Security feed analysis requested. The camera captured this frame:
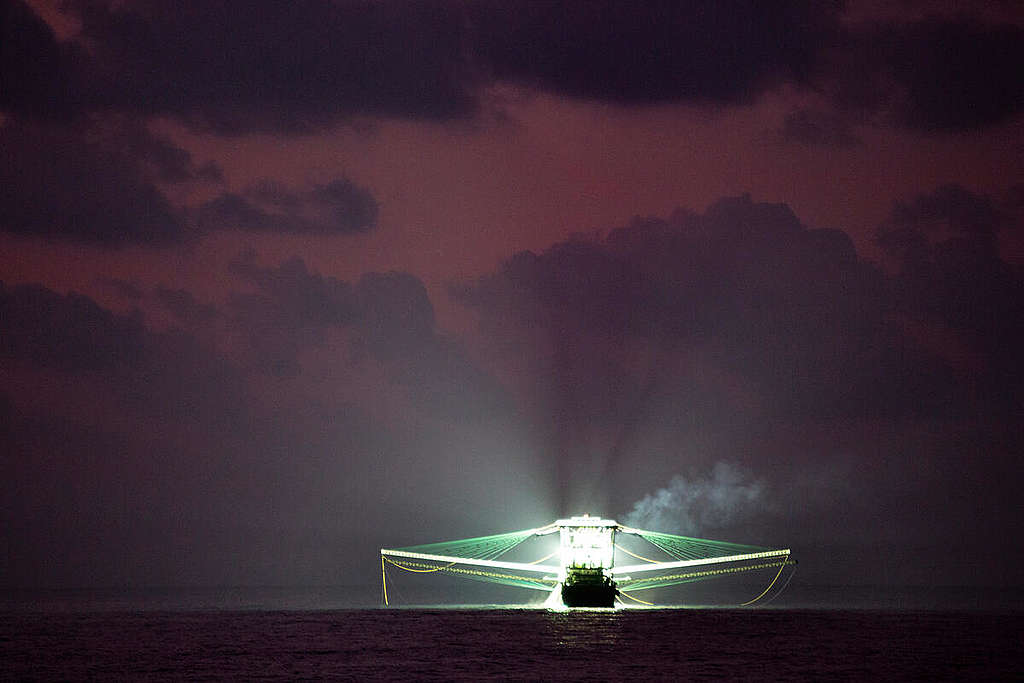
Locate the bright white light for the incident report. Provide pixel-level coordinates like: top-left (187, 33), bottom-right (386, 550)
top-left (557, 515), bottom-right (617, 580)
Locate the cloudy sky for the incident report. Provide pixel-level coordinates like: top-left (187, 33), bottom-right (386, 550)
top-left (2, 0), bottom-right (1023, 592)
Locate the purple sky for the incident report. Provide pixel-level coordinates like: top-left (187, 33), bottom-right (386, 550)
top-left (2, 0), bottom-right (1023, 591)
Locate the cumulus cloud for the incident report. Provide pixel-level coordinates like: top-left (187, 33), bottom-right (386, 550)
top-left (457, 191), bottom-right (1024, 564)
top-left (459, 194), bottom-right (948, 425)
top-left (3, 187), bottom-right (1023, 588)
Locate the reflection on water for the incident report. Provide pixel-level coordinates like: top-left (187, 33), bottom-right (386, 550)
top-left (545, 609), bottom-right (624, 648)
top-left (1, 605), bottom-right (1021, 680)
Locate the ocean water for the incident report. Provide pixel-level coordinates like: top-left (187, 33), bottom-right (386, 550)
top-left (2, 592), bottom-right (1022, 681)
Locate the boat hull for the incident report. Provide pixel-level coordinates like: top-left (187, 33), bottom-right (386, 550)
top-left (561, 567), bottom-right (618, 607)
top-left (561, 582), bottom-right (618, 607)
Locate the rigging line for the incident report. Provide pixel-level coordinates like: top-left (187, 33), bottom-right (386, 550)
top-left (617, 559), bottom-right (790, 590)
top-left (740, 552), bottom-right (790, 606)
top-left (758, 563), bottom-right (797, 607)
top-left (384, 556), bottom-right (457, 573)
top-left (381, 555), bottom-right (389, 606)
top-left (527, 551), bottom-right (557, 565)
top-left (618, 590), bottom-right (654, 606)
top-left (384, 558), bottom-right (557, 588)
top-left (643, 537), bottom-right (686, 561)
top-left (614, 542), bottom-right (664, 564)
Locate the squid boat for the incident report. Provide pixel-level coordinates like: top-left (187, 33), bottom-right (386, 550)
top-left (380, 514), bottom-right (794, 607)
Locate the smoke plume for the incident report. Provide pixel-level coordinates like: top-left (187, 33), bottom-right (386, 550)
top-left (623, 462), bottom-right (765, 536)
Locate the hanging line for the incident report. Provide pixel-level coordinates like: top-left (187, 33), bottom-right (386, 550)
top-left (740, 552), bottom-right (790, 606)
top-left (614, 542), bottom-right (664, 563)
top-left (617, 590), bottom-right (654, 606)
top-left (527, 551), bottom-right (557, 565)
top-left (383, 556), bottom-right (457, 573)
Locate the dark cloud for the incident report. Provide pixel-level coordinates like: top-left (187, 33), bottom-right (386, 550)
top-left (886, 17), bottom-right (1024, 132)
top-left (878, 185), bottom-right (1024, 410)
top-left (2, 190), bottom-right (1023, 588)
top-left (226, 255), bottom-right (356, 375)
top-left (225, 255), bottom-right (507, 419)
top-left (778, 108), bottom-right (861, 147)
top-left (460, 195), bottom-right (932, 423)
top-left (353, 271), bottom-right (436, 357)
top-left (0, 280), bottom-right (245, 421)
top-left (13, 0), bottom-right (838, 126)
top-left (826, 16), bottom-right (1024, 132)
top-left (0, 266), bottom-right (534, 588)
top-left (473, 0), bottom-right (839, 106)
top-left (225, 256), bottom-right (439, 367)
top-left (95, 277), bottom-right (144, 301)
top-left (62, 0), bottom-right (479, 133)
top-left (0, 117), bottom-right (376, 244)
top-left (0, 119), bottom-right (191, 245)
top-left (0, 0), bottom-right (86, 121)
top-left (456, 192), bottom-right (1024, 549)
top-left (0, 281), bottom-right (148, 372)
top-left (195, 179), bottom-right (378, 235)
top-left (891, 183), bottom-right (1004, 240)
top-left (7, 1), bottom-right (1022, 137)
top-left (153, 286), bottom-right (219, 326)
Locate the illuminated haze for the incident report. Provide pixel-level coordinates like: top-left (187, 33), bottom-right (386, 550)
top-left (2, 0), bottom-right (1023, 593)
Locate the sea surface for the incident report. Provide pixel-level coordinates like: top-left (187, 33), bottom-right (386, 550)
top-left (2, 588), bottom-right (1022, 680)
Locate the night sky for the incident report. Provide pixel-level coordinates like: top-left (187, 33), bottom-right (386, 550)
top-left (2, 0), bottom-right (1023, 592)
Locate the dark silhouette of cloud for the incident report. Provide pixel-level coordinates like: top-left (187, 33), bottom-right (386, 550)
top-left (0, 263), bottom-right (529, 588)
top-left (2, 189), bottom-right (1023, 589)
top-left (885, 17), bottom-right (1024, 132)
top-left (0, 281), bottom-right (148, 372)
top-left (8, 1), bottom-right (1021, 137)
top-left (890, 183), bottom-right (1005, 240)
top-left (59, 0), bottom-right (480, 133)
top-left (225, 255), bottom-right (441, 368)
top-left (473, 0), bottom-right (838, 106)
top-left (459, 195), bottom-right (951, 424)
top-left (878, 185), bottom-right (1024, 411)
top-left (779, 108), bottom-right (862, 147)
top-left (0, 0), bottom-right (87, 122)
top-left (824, 15), bottom-right (1024, 132)
top-left (95, 277), bottom-right (145, 301)
top-left (0, 119), bottom-right (192, 245)
top-left (154, 286), bottom-right (219, 326)
top-left (226, 255), bottom-right (357, 375)
top-left (456, 192), bottom-right (1024, 566)
top-left (195, 179), bottom-right (378, 235)
top-left (0, 117), bottom-right (377, 244)
top-left (224, 255), bottom-right (509, 418)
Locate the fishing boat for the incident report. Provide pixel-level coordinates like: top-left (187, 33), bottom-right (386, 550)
top-left (380, 514), bottom-right (794, 607)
